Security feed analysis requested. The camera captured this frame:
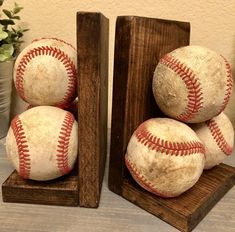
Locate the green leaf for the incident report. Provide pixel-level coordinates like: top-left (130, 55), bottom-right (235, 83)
top-left (0, 0), bottom-right (4, 7)
top-left (0, 53), bottom-right (12, 62)
top-left (9, 31), bottom-right (17, 38)
top-left (13, 3), bottom-right (24, 14)
top-left (0, 44), bottom-right (14, 54)
top-left (11, 16), bottom-right (21, 20)
top-left (0, 30), bottom-right (8, 41)
top-left (0, 19), bottom-right (15, 26)
top-left (3, 9), bottom-right (12, 18)
top-left (0, 54), bottom-right (9, 62)
top-left (18, 32), bottom-right (23, 38)
top-left (0, 1), bottom-right (28, 58)
top-left (0, 44), bottom-right (14, 61)
top-left (11, 27), bottom-right (16, 33)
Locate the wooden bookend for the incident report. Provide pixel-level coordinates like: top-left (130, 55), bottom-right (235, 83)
top-left (2, 169), bottom-right (78, 206)
top-left (2, 12), bottom-right (109, 208)
top-left (108, 15), bottom-right (235, 232)
top-left (77, 12), bottom-right (109, 208)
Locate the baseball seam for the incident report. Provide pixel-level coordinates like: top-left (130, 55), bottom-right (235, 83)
top-left (15, 46), bottom-right (77, 107)
top-left (56, 112), bottom-right (74, 174)
top-left (219, 55), bottom-right (233, 113)
top-left (136, 123), bottom-right (205, 156)
top-left (32, 37), bottom-right (77, 51)
top-left (11, 116), bottom-right (30, 179)
top-left (206, 119), bottom-right (233, 156)
top-left (125, 157), bottom-right (172, 197)
top-left (160, 54), bottom-right (203, 122)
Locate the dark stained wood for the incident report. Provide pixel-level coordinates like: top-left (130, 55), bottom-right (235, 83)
top-left (2, 169), bottom-right (78, 206)
top-left (108, 15), bottom-right (235, 231)
top-left (77, 12), bottom-right (109, 208)
top-left (108, 16), bottom-right (190, 195)
top-left (2, 12), bottom-right (109, 208)
top-left (122, 164), bottom-right (235, 232)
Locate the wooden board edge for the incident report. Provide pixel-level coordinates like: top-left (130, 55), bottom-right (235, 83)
top-left (119, 164), bottom-right (235, 232)
top-left (108, 16), bottom-right (134, 195)
top-left (117, 15), bottom-right (190, 30)
top-left (77, 11), bottom-right (109, 208)
top-left (2, 187), bottom-right (79, 206)
top-left (98, 12), bottom-right (109, 197)
top-left (188, 165), bottom-right (235, 231)
top-left (122, 180), bottom-right (189, 232)
top-left (2, 171), bottom-right (79, 206)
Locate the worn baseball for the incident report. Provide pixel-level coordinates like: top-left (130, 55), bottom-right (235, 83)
top-left (6, 106), bottom-right (78, 181)
top-left (191, 112), bottom-right (234, 169)
top-left (26, 98), bottom-right (78, 120)
top-left (125, 118), bottom-right (205, 198)
top-left (14, 37), bottom-right (77, 107)
top-left (152, 45), bottom-right (233, 123)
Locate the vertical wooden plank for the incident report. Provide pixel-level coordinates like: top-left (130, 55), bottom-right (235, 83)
top-left (108, 17), bottom-right (132, 195)
top-left (77, 12), bottom-right (109, 208)
top-left (108, 16), bottom-right (190, 195)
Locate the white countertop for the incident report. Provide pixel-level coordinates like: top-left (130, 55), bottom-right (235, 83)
top-left (0, 137), bottom-right (235, 232)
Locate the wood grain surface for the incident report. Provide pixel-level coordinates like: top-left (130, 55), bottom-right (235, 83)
top-left (1, 12), bottom-right (109, 208)
top-left (2, 169), bottom-right (78, 206)
top-left (122, 164), bottom-right (235, 232)
top-left (109, 16), bottom-right (190, 195)
top-left (0, 137), bottom-right (235, 232)
top-left (77, 12), bottom-right (109, 208)
top-left (108, 15), bottom-right (235, 232)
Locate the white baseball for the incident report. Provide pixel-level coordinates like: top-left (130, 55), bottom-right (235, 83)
top-left (6, 106), bottom-right (78, 181)
top-left (152, 45), bottom-right (233, 123)
top-left (125, 118), bottom-right (205, 198)
top-left (14, 38), bottom-right (77, 107)
top-left (26, 98), bottom-right (78, 120)
top-left (191, 112), bottom-right (234, 169)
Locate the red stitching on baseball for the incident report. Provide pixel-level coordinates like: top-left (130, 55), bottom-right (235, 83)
top-left (160, 54), bottom-right (203, 122)
top-left (125, 157), bottom-right (171, 197)
top-left (206, 119), bottom-right (233, 156)
top-left (11, 116), bottom-right (30, 179)
top-left (15, 46), bottom-right (77, 106)
top-left (32, 37), bottom-right (77, 51)
top-left (136, 122), bottom-right (205, 156)
top-left (56, 112), bottom-right (74, 174)
top-left (219, 56), bottom-right (233, 113)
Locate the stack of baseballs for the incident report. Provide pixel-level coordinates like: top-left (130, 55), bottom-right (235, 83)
top-left (125, 45), bottom-right (234, 197)
top-left (6, 38), bottom-right (78, 181)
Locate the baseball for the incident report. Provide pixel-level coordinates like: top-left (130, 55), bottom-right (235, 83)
top-left (152, 45), bottom-right (233, 123)
top-left (125, 118), bottom-right (205, 198)
top-left (6, 106), bottom-right (78, 181)
top-left (14, 37), bottom-right (77, 107)
top-left (191, 112), bottom-right (234, 169)
top-left (26, 98), bottom-right (78, 120)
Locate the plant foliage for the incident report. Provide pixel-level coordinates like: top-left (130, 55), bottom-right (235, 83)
top-left (0, 0), bottom-right (28, 61)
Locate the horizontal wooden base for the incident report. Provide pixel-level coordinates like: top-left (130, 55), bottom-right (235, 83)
top-left (121, 163), bottom-right (235, 232)
top-left (2, 168), bottom-right (79, 206)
